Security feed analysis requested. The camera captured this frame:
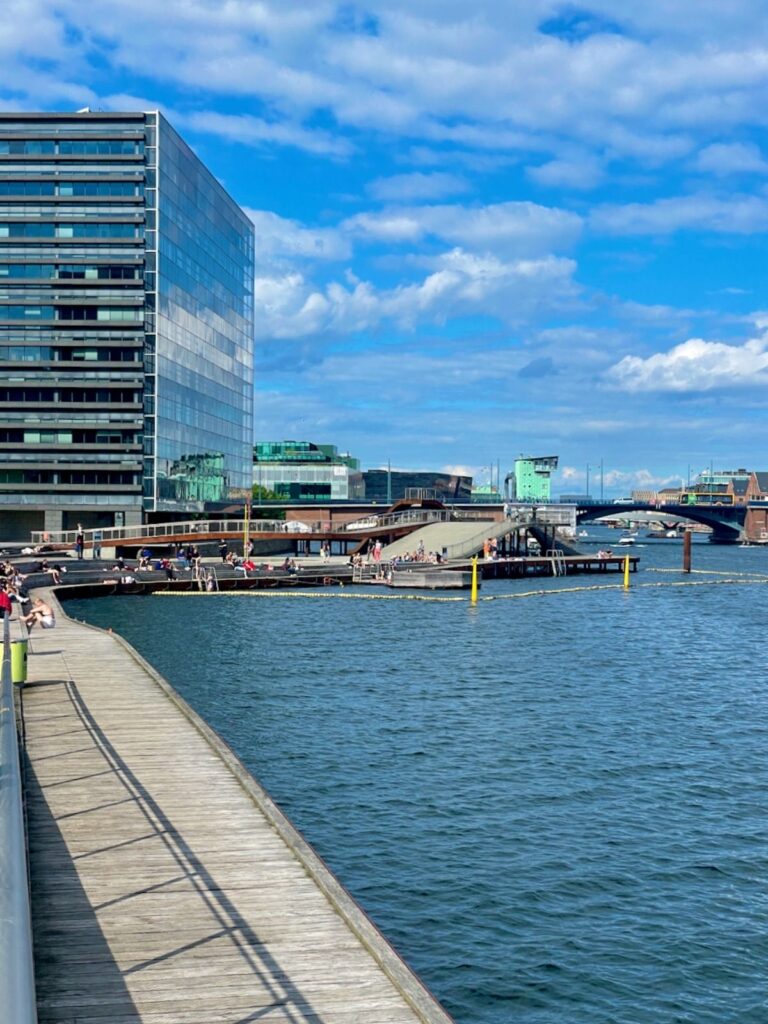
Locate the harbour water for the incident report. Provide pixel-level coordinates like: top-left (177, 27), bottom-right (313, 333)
top-left (68, 534), bottom-right (768, 1023)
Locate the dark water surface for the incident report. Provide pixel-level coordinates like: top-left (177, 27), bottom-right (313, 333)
top-left (68, 537), bottom-right (768, 1023)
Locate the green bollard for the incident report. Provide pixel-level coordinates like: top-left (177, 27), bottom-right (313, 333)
top-left (11, 638), bottom-right (28, 684)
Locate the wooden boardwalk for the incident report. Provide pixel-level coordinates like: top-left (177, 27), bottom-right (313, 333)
top-left (21, 596), bottom-right (453, 1024)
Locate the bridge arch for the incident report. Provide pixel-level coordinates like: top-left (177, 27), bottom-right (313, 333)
top-left (575, 503), bottom-right (744, 543)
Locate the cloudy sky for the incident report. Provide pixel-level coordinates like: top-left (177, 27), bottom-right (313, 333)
top-left (3, 1), bottom-right (768, 495)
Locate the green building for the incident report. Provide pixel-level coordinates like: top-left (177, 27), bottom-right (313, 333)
top-left (253, 441), bottom-right (363, 501)
top-left (510, 455), bottom-right (559, 502)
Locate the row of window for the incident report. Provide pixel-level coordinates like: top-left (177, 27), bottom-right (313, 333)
top-left (0, 346), bottom-right (140, 361)
top-left (0, 470), bottom-right (139, 484)
top-left (0, 388), bottom-right (140, 402)
top-left (0, 306), bottom-right (142, 321)
top-left (0, 140), bottom-right (143, 156)
top-left (0, 264), bottom-right (140, 280)
top-left (0, 223), bottom-right (142, 238)
top-left (0, 181), bottom-right (143, 197)
top-left (0, 205), bottom-right (141, 218)
top-left (0, 429), bottom-right (138, 443)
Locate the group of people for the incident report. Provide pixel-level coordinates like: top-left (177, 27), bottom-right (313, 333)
top-left (0, 572), bottom-right (55, 631)
top-left (391, 550), bottom-right (443, 566)
top-left (482, 536), bottom-right (499, 560)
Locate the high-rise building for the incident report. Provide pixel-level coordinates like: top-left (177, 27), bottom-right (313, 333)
top-left (0, 111), bottom-right (254, 539)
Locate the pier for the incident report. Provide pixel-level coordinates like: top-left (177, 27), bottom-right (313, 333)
top-left (16, 591), bottom-right (454, 1024)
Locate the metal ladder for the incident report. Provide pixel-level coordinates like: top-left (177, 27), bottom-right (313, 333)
top-left (352, 562), bottom-right (377, 583)
top-left (546, 549), bottom-right (567, 576)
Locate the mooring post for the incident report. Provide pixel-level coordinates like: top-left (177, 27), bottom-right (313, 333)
top-left (470, 556), bottom-right (478, 605)
top-left (683, 529), bottom-right (692, 573)
top-left (623, 554), bottom-right (630, 590)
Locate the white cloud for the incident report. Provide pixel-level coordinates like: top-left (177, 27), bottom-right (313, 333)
top-left (181, 111), bottom-right (353, 158)
top-left (255, 247), bottom-right (578, 338)
top-left (246, 209), bottom-right (351, 262)
top-left (527, 153), bottom-right (605, 190)
top-left (367, 172), bottom-right (470, 201)
top-left (591, 192), bottom-right (768, 234)
top-left (347, 200), bottom-right (582, 255)
top-left (605, 333), bottom-right (768, 392)
top-left (692, 141), bottom-right (768, 176)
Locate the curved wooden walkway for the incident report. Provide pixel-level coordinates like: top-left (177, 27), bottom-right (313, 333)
top-left (21, 595), bottom-right (453, 1024)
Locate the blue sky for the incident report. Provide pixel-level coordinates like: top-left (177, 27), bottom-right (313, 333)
top-left (3, 1), bottom-right (768, 495)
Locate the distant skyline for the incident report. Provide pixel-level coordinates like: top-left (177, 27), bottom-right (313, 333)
top-left (4, 1), bottom-right (768, 495)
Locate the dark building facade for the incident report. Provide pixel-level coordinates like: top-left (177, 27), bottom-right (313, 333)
top-left (362, 470), bottom-right (472, 504)
top-left (0, 111), bottom-right (254, 539)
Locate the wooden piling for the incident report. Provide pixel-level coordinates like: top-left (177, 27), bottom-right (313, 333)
top-left (683, 529), bottom-right (692, 573)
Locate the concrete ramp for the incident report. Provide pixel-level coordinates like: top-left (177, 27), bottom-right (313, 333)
top-left (381, 518), bottom-right (519, 560)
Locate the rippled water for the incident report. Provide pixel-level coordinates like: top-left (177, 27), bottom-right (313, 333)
top-left (68, 537), bottom-right (768, 1023)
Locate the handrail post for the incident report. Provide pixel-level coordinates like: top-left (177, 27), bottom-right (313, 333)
top-left (0, 611), bottom-right (38, 1023)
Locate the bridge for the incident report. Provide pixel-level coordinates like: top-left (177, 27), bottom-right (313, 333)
top-left (574, 501), bottom-right (746, 543)
top-left (30, 503), bottom-right (498, 556)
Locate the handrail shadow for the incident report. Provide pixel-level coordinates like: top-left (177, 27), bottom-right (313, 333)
top-left (26, 675), bottom-right (330, 1023)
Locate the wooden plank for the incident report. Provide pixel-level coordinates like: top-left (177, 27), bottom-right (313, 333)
top-left (22, 603), bottom-right (454, 1024)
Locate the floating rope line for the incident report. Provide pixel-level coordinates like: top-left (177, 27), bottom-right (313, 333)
top-left (647, 567), bottom-right (768, 579)
top-left (151, 576), bottom-right (768, 603)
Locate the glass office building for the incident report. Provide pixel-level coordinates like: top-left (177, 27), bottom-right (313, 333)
top-left (0, 111), bottom-right (254, 539)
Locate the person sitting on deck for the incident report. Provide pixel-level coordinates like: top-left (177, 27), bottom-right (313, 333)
top-left (22, 597), bottom-right (55, 631)
top-left (234, 559), bottom-right (257, 576)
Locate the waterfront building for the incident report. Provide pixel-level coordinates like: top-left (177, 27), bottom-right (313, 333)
top-left (657, 487), bottom-right (683, 506)
top-left (746, 471), bottom-right (768, 502)
top-left (680, 468), bottom-right (751, 507)
top-left (254, 440), bottom-right (364, 501)
top-left (631, 489), bottom-right (658, 504)
top-left (507, 455), bottom-right (558, 502)
top-left (745, 472), bottom-right (768, 542)
top-left (362, 470), bottom-right (471, 504)
top-left (470, 481), bottom-right (502, 503)
top-left (0, 110), bottom-right (254, 540)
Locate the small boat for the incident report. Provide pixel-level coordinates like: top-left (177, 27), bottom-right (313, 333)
top-left (617, 534), bottom-right (636, 545)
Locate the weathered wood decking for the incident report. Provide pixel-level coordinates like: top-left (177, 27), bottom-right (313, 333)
top-left (21, 595), bottom-right (453, 1024)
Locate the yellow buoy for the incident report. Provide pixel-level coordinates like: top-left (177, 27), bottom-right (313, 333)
top-left (623, 554), bottom-right (630, 590)
top-left (471, 556), bottom-right (478, 605)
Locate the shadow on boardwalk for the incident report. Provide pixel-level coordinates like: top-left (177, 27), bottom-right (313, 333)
top-left (25, 676), bottom-right (332, 1024)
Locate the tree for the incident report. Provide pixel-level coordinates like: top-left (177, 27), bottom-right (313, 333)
top-left (252, 483), bottom-right (279, 501)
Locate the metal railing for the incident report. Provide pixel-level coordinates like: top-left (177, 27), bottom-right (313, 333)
top-left (31, 509), bottom-right (460, 548)
top-left (345, 509), bottom-right (453, 532)
top-left (0, 612), bottom-right (38, 1024)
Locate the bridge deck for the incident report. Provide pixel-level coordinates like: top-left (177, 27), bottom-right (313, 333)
top-left (21, 595), bottom-right (451, 1024)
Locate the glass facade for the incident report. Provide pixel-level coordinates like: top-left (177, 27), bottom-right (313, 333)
top-left (0, 111), bottom-right (254, 534)
top-left (362, 471), bottom-right (472, 504)
top-left (253, 441), bottom-right (363, 500)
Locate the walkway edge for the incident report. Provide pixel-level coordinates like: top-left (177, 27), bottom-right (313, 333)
top-left (51, 589), bottom-right (455, 1024)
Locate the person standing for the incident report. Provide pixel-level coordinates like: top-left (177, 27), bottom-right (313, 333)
top-left (75, 524), bottom-right (84, 560)
top-left (218, 539), bottom-right (228, 562)
top-left (92, 529), bottom-right (102, 559)
top-left (0, 582), bottom-right (12, 619)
